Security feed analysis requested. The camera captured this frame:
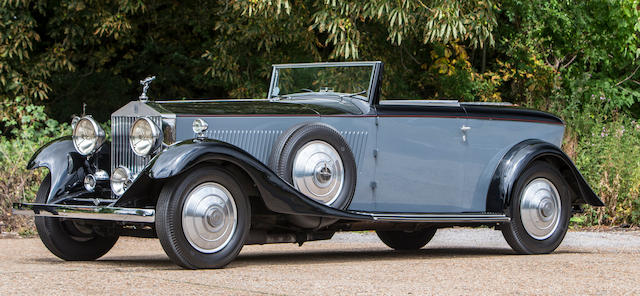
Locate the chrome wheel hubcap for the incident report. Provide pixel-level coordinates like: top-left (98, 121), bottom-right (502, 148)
top-left (292, 140), bottom-right (345, 205)
top-left (520, 178), bottom-right (562, 240)
top-left (182, 182), bottom-right (237, 253)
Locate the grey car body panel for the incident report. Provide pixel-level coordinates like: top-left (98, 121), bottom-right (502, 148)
top-left (375, 113), bottom-right (467, 212)
top-left (160, 97), bottom-right (594, 214)
top-left (461, 118), bottom-right (565, 212)
top-left (172, 114), bottom-right (378, 211)
top-left (372, 103), bottom-right (566, 213)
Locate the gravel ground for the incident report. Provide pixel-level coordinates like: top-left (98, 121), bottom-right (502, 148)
top-left (1, 228), bottom-right (639, 295)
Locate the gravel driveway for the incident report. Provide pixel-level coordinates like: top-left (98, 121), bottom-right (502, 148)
top-left (1, 228), bottom-right (639, 295)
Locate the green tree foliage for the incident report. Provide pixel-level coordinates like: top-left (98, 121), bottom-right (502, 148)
top-left (1, 0), bottom-right (501, 129)
top-left (1, 0), bottom-right (640, 228)
top-left (496, 0), bottom-right (640, 225)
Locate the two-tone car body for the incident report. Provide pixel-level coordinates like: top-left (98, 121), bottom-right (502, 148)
top-left (14, 61), bottom-right (603, 268)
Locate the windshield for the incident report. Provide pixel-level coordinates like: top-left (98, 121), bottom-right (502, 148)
top-left (269, 64), bottom-right (375, 100)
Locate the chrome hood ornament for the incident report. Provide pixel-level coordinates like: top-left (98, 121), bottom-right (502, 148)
top-left (139, 76), bottom-right (156, 101)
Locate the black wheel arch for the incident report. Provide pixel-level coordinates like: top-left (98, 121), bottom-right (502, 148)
top-left (115, 139), bottom-right (370, 221)
top-left (26, 136), bottom-right (110, 203)
top-left (486, 139), bottom-right (604, 213)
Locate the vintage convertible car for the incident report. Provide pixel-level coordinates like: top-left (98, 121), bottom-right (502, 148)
top-left (14, 61), bottom-right (603, 269)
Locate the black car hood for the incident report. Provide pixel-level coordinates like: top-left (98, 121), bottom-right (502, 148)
top-left (149, 98), bottom-right (364, 116)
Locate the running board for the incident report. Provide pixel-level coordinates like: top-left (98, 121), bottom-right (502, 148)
top-left (13, 203), bottom-right (509, 224)
top-left (361, 212), bottom-right (510, 223)
top-left (13, 203), bottom-right (155, 223)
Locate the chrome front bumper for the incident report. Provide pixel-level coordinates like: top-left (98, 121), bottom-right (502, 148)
top-left (12, 203), bottom-right (155, 223)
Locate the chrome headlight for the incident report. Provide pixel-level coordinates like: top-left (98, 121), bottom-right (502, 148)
top-left (110, 166), bottom-right (131, 196)
top-left (129, 117), bottom-right (162, 156)
top-left (72, 116), bottom-right (105, 156)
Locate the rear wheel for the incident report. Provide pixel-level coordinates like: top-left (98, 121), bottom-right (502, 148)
top-left (501, 162), bottom-right (571, 254)
top-left (376, 227), bottom-right (438, 250)
top-left (35, 174), bottom-right (119, 261)
top-left (156, 167), bottom-right (251, 269)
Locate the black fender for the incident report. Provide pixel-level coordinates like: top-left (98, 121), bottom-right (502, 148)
top-left (115, 139), bottom-right (370, 221)
top-left (26, 136), bottom-right (85, 203)
top-left (486, 139), bottom-right (605, 212)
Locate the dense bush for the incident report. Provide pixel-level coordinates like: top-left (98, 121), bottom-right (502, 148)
top-left (553, 94), bottom-right (640, 226)
top-left (1, 0), bottom-right (639, 230)
top-left (574, 116), bottom-right (640, 225)
top-left (0, 105), bottom-right (68, 233)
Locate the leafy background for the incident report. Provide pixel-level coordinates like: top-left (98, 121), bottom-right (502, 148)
top-left (1, 0), bottom-right (640, 233)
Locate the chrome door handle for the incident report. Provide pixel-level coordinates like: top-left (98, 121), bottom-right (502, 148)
top-left (461, 125), bottom-right (471, 142)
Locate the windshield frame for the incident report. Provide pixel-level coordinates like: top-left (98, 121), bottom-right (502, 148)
top-left (268, 61), bottom-right (383, 104)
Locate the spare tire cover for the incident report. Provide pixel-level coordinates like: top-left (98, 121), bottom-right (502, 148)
top-left (269, 122), bottom-right (356, 209)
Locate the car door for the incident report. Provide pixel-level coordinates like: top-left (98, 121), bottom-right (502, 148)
top-left (374, 102), bottom-right (468, 213)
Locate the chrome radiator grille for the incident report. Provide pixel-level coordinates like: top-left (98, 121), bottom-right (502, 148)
top-left (111, 116), bottom-right (162, 177)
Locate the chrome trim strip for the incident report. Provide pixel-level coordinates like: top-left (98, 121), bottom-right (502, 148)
top-left (272, 61), bottom-right (381, 68)
top-left (268, 66), bottom-right (278, 99)
top-left (357, 212), bottom-right (510, 223)
top-left (379, 100), bottom-right (461, 107)
top-left (12, 203), bottom-right (155, 223)
top-left (379, 100), bottom-right (516, 107)
top-left (155, 99), bottom-right (274, 103)
top-left (460, 102), bottom-right (514, 106)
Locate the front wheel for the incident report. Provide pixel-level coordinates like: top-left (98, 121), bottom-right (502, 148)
top-left (156, 166), bottom-right (251, 269)
top-left (35, 174), bottom-right (119, 261)
top-left (501, 162), bottom-right (571, 254)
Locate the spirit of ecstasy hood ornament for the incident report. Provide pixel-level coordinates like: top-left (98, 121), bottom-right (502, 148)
top-left (139, 76), bottom-right (156, 101)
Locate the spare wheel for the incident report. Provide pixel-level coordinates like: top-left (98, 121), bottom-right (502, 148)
top-left (269, 122), bottom-right (357, 210)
